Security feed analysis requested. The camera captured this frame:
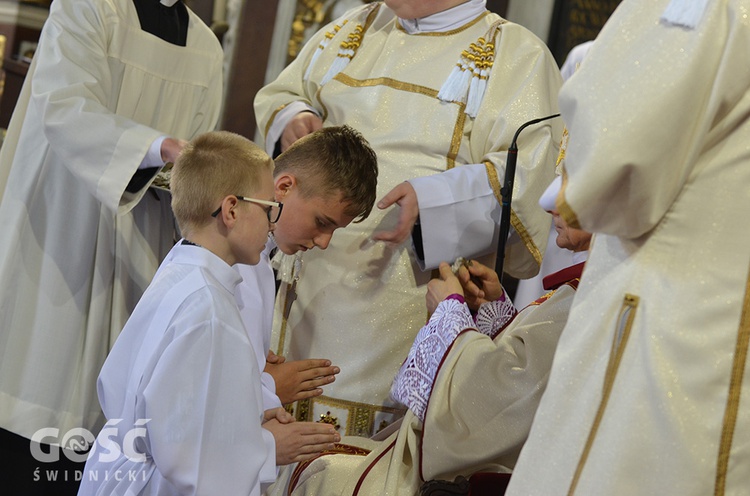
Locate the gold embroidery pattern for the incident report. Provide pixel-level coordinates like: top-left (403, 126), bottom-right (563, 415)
top-left (318, 411), bottom-right (341, 430)
top-left (568, 294), bottom-right (639, 496)
top-left (295, 398), bottom-right (312, 422)
top-left (290, 395), bottom-right (406, 437)
top-left (351, 407), bottom-right (374, 437)
top-left (714, 264), bottom-right (750, 495)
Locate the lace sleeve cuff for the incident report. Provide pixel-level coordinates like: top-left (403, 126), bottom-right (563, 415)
top-left (475, 292), bottom-right (517, 339)
top-left (390, 298), bottom-right (475, 422)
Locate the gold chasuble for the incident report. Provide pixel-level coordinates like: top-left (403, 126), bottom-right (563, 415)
top-left (255, 2), bottom-right (562, 436)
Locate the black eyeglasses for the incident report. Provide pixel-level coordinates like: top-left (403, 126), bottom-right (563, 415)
top-left (211, 196), bottom-right (283, 223)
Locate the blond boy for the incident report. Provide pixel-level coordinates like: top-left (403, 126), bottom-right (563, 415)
top-left (79, 132), bottom-right (339, 496)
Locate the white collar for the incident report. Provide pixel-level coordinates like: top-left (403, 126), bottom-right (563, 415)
top-left (160, 0), bottom-right (179, 7)
top-left (398, 0), bottom-right (486, 34)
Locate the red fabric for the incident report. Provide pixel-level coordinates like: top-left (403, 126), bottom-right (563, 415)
top-left (469, 472), bottom-right (511, 495)
top-left (542, 261), bottom-right (586, 291)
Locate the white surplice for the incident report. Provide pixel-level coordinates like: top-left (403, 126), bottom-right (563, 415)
top-left (0, 0), bottom-right (223, 443)
top-left (78, 243), bottom-right (276, 496)
top-left (235, 239), bottom-right (284, 410)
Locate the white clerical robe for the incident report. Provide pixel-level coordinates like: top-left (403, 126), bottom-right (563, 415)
top-left (255, 0), bottom-right (562, 436)
top-left (235, 240), bottom-right (284, 410)
top-left (0, 0), bottom-right (222, 443)
top-left (78, 244), bottom-right (275, 495)
top-left (265, 268), bottom-right (581, 496)
top-left (508, 1), bottom-right (750, 495)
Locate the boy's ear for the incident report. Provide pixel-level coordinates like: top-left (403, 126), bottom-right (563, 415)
top-left (218, 195), bottom-right (240, 226)
top-left (274, 173), bottom-right (296, 199)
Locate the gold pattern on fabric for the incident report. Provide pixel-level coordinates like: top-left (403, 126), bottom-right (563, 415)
top-left (557, 166), bottom-right (581, 229)
top-left (318, 74), bottom-right (448, 123)
top-left (295, 398), bottom-right (312, 421)
top-left (290, 394), bottom-right (406, 436)
top-left (317, 411), bottom-right (341, 430)
top-left (447, 108), bottom-right (466, 169)
top-left (484, 161), bottom-right (543, 266)
top-left (714, 264), bottom-right (750, 496)
top-left (332, 73), bottom-right (440, 98)
top-left (568, 294), bottom-right (639, 496)
top-left (394, 11), bottom-right (493, 36)
top-left (510, 211), bottom-right (542, 266)
top-left (351, 407), bottom-right (374, 437)
top-left (556, 127), bottom-right (569, 169)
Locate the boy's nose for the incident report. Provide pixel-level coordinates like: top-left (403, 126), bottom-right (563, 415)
top-left (313, 232), bottom-right (333, 249)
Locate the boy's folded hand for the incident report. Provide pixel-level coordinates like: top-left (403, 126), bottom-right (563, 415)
top-left (265, 358), bottom-right (340, 405)
top-left (263, 420), bottom-right (342, 465)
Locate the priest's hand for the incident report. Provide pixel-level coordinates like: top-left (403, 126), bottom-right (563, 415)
top-left (457, 260), bottom-right (504, 311)
top-left (281, 112), bottom-right (323, 152)
top-left (263, 420), bottom-right (341, 465)
top-left (160, 137), bottom-right (188, 164)
top-left (265, 358), bottom-right (340, 405)
top-left (426, 262), bottom-right (464, 314)
top-left (372, 182), bottom-right (419, 245)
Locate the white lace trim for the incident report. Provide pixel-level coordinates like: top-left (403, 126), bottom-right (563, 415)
top-left (476, 294), bottom-right (517, 338)
top-left (390, 299), bottom-right (474, 422)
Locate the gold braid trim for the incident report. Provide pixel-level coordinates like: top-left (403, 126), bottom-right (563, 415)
top-left (485, 161), bottom-right (543, 267)
top-left (557, 167), bottom-right (581, 229)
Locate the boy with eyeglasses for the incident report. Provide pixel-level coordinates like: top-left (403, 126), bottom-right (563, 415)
top-left (79, 131), bottom-right (342, 495)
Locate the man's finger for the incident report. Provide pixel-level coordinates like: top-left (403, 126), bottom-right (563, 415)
top-left (438, 262), bottom-right (454, 280)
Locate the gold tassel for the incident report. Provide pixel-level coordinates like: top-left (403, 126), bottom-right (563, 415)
top-left (304, 21), bottom-right (347, 81)
top-left (438, 35), bottom-right (496, 118)
top-left (321, 24), bottom-right (364, 85)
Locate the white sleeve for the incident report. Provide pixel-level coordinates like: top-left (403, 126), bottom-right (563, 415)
top-left (263, 102), bottom-right (321, 156)
top-left (139, 136), bottom-right (167, 169)
top-left (261, 372), bottom-right (283, 410)
top-left (33, 0), bottom-right (162, 211)
top-left (409, 163), bottom-right (500, 270)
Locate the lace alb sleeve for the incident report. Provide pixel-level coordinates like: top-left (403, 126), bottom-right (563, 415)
top-left (475, 292), bottom-right (517, 339)
top-left (390, 297), bottom-right (475, 422)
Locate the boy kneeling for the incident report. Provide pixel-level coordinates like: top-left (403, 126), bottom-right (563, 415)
top-left (79, 132), bottom-right (339, 496)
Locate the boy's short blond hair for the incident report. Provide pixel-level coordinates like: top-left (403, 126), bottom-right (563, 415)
top-left (171, 131), bottom-right (273, 235)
